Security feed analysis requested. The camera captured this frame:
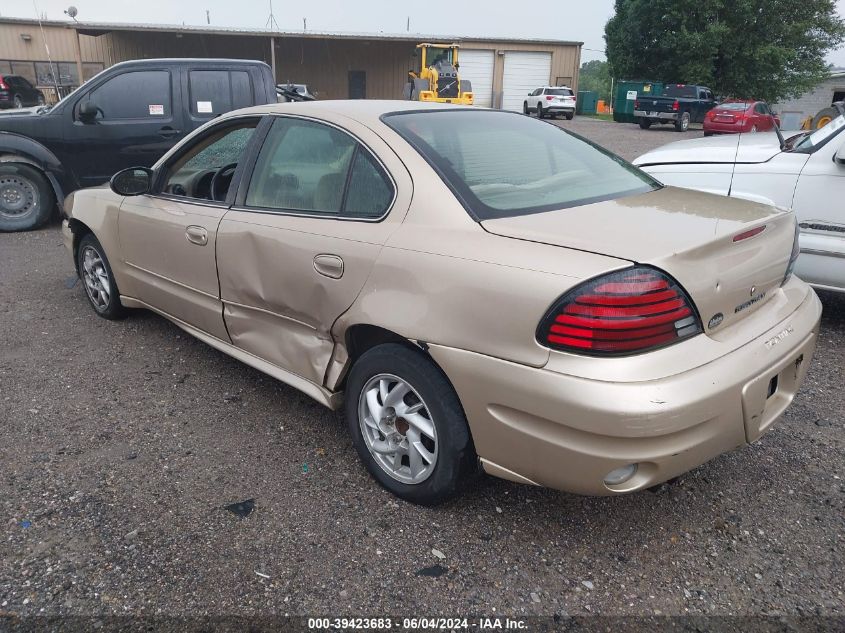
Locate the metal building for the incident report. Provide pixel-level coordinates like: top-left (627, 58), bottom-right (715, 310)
top-left (774, 69), bottom-right (845, 129)
top-left (0, 17), bottom-right (582, 109)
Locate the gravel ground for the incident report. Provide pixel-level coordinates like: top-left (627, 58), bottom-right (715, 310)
top-left (1, 119), bottom-right (843, 624)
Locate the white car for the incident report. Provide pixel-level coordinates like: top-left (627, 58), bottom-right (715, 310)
top-left (523, 86), bottom-right (576, 120)
top-left (634, 112), bottom-right (845, 293)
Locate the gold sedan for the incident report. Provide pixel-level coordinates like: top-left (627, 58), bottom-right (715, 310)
top-left (63, 101), bottom-right (821, 504)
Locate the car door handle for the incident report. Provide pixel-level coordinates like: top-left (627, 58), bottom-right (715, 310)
top-left (185, 225), bottom-right (208, 246)
top-left (313, 254), bottom-right (344, 279)
top-left (159, 126), bottom-right (181, 139)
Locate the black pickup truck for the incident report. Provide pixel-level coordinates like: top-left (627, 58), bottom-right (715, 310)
top-left (634, 84), bottom-right (717, 132)
top-left (0, 58), bottom-right (277, 231)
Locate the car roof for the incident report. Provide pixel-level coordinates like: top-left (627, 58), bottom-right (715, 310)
top-left (221, 100), bottom-right (479, 127)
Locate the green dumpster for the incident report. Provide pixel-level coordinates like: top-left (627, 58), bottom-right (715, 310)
top-left (576, 91), bottom-right (598, 115)
top-left (613, 80), bottom-right (663, 123)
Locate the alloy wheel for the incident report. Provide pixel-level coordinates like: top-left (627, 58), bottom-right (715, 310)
top-left (80, 245), bottom-right (112, 311)
top-left (358, 373), bottom-right (438, 484)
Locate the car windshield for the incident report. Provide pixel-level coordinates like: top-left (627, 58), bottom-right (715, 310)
top-left (793, 113), bottom-right (845, 151)
top-left (383, 110), bottom-right (659, 220)
top-left (663, 85), bottom-right (698, 98)
top-left (546, 88), bottom-right (573, 96)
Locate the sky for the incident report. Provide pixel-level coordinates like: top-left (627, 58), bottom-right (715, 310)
top-left (3, 0), bottom-right (845, 67)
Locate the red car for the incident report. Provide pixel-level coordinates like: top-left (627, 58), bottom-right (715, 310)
top-left (703, 100), bottom-right (781, 136)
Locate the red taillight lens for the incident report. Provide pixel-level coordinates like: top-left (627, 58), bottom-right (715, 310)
top-left (634, 100), bottom-right (640, 109)
top-left (0, 79), bottom-right (8, 90)
top-left (672, 100), bottom-right (680, 111)
top-left (537, 267), bottom-right (702, 356)
top-left (546, 95), bottom-right (554, 101)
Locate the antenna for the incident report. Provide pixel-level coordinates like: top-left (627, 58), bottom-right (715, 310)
top-left (32, 0), bottom-right (60, 98)
top-left (266, 0), bottom-right (280, 31)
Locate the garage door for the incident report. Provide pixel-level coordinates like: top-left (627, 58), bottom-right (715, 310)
top-left (458, 49), bottom-right (495, 108)
top-left (502, 51), bottom-right (552, 112)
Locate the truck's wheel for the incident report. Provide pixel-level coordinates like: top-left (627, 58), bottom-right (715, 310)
top-left (638, 118), bottom-right (652, 129)
top-left (812, 107), bottom-right (839, 129)
top-left (0, 164), bottom-right (56, 232)
top-left (675, 112), bottom-right (690, 132)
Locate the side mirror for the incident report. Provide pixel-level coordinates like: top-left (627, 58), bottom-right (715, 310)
top-left (835, 144), bottom-right (845, 165)
top-left (110, 167), bottom-right (154, 196)
top-left (78, 101), bottom-right (100, 122)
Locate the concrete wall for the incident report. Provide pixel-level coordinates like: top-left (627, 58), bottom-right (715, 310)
top-left (774, 74), bottom-right (845, 128)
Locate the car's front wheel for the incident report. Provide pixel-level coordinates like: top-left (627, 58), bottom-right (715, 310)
top-left (346, 343), bottom-right (474, 505)
top-left (77, 233), bottom-right (126, 320)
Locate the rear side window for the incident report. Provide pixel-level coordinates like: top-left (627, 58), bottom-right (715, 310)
top-left (245, 117), bottom-right (393, 219)
top-left (189, 70), bottom-right (254, 117)
top-left (85, 70), bottom-right (171, 120)
top-left (384, 110), bottom-right (657, 221)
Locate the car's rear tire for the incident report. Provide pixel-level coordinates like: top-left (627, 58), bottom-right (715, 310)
top-left (638, 118), bottom-right (652, 129)
top-left (13, 96), bottom-right (22, 109)
top-left (345, 343), bottom-right (475, 505)
top-left (566, 112), bottom-right (574, 120)
top-left (523, 102), bottom-right (529, 115)
top-left (77, 233), bottom-right (126, 320)
top-left (675, 111), bottom-right (690, 132)
top-left (704, 131), bottom-right (713, 136)
top-left (0, 164), bottom-right (55, 232)
top-left (537, 103), bottom-right (544, 119)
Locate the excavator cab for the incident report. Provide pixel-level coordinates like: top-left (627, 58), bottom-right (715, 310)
top-left (405, 43), bottom-right (474, 105)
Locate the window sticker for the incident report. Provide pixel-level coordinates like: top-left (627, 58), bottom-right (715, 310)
top-left (197, 101), bottom-right (213, 113)
top-left (148, 104), bottom-right (164, 115)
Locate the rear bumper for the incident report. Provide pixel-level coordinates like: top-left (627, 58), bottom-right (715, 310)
top-left (703, 121), bottom-right (752, 134)
top-left (429, 285), bottom-right (822, 495)
top-left (634, 109), bottom-right (677, 121)
top-left (545, 105), bottom-right (575, 113)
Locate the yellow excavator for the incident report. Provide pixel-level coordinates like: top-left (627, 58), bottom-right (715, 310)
top-left (404, 43), bottom-right (474, 105)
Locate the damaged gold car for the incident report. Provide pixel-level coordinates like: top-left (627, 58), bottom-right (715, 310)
top-left (63, 102), bottom-right (822, 504)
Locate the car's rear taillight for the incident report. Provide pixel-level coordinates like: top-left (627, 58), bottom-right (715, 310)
top-left (537, 267), bottom-right (702, 356)
top-left (634, 99), bottom-right (640, 109)
top-left (672, 100), bottom-right (680, 111)
top-left (782, 220), bottom-right (800, 286)
top-left (545, 95), bottom-right (554, 101)
top-left (0, 79), bottom-right (7, 90)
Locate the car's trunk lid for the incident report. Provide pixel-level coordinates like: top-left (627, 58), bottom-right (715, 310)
top-left (482, 187), bottom-right (796, 333)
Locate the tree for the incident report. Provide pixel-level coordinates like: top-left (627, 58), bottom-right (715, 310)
top-left (604, 0), bottom-right (845, 103)
top-left (579, 60), bottom-right (612, 102)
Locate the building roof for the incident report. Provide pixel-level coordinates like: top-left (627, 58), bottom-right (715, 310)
top-left (0, 16), bottom-right (583, 47)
